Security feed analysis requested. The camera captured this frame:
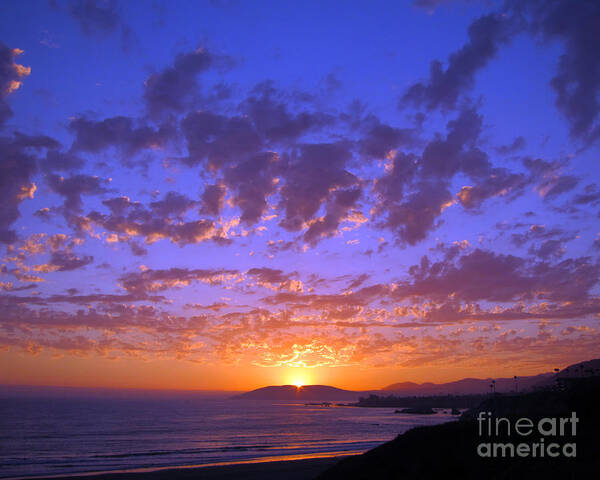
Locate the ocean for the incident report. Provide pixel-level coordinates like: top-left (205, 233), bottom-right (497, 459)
top-left (0, 390), bottom-right (454, 479)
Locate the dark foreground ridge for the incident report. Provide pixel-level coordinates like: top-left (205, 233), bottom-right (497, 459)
top-left (317, 373), bottom-right (600, 479)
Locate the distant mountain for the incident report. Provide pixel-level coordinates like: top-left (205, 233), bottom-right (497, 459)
top-left (381, 381), bottom-right (421, 390)
top-left (383, 359), bottom-right (600, 395)
top-left (233, 385), bottom-right (362, 401)
top-left (383, 373), bottom-right (554, 395)
top-left (234, 359), bottom-right (600, 401)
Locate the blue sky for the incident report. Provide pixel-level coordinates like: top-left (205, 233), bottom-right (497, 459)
top-left (0, 0), bottom-right (599, 389)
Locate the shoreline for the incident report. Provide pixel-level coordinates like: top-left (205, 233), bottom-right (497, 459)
top-left (4, 452), bottom-right (360, 480)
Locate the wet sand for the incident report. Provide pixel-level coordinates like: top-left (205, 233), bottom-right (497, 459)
top-left (19, 455), bottom-right (354, 480)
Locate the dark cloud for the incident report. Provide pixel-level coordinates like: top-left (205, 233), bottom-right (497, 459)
top-left (224, 152), bottom-right (278, 225)
top-left (102, 195), bottom-right (139, 215)
top-left (522, 157), bottom-right (579, 199)
top-left (48, 250), bottom-right (94, 271)
top-left (0, 133), bottom-right (59, 243)
top-left (263, 283), bottom-right (389, 309)
top-left (372, 116), bottom-right (460, 244)
top-left (358, 115), bottom-right (416, 160)
top-left (412, 0), bottom-right (450, 12)
top-left (18, 232), bottom-right (70, 256)
top-left (495, 135), bottom-right (526, 155)
top-left (168, 219), bottom-right (220, 246)
top-left (68, 0), bottom-right (135, 52)
top-left (240, 81), bottom-right (333, 144)
top-left (88, 209), bottom-right (218, 246)
top-left (41, 150), bottom-right (85, 172)
top-left (456, 168), bottom-right (529, 210)
top-left (279, 142), bottom-right (358, 232)
top-left (129, 241), bottom-right (147, 256)
top-left (119, 267), bottom-right (238, 294)
top-left (374, 151), bottom-right (418, 203)
top-left (265, 239), bottom-right (296, 255)
top-left (573, 184), bottom-right (600, 206)
top-left (401, 13), bottom-right (515, 110)
top-left (420, 107), bottom-right (489, 179)
top-left (406, 0), bottom-right (600, 143)
top-left (5, 234), bottom-right (93, 275)
top-left (542, 175), bottom-right (579, 199)
top-left (200, 184), bottom-right (226, 216)
top-left (0, 291), bottom-right (164, 308)
top-left (69, 116), bottom-right (173, 157)
top-left (511, 224), bottom-right (570, 247)
top-left (144, 48), bottom-right (232, 116)
top-left (510, 224), bottom-right (575, 259)
top-left (246, 267), bottom-right (291, 285)
top-left (46, 173), bottom-right (110, 217)
top-left (516, 0), bottom-right (600, 143)
top-left (324, 72), bottom-right (342, 93)
top-left (0, 43), bottom-right (31, 126)
top-left (177, 86), bottom-right (356, 234)
top-left (184, 302), bottom-right (228, 311)
top-left (416, 298), bottom-right (600, 323)
top-left (87, 194), bottom-right (226, 246)
top-left (68, 0), bottom-right (120, 35)
top-left (33, 208), bottom-right (53, 221)
top-left (181, 110), bottom-right (262, 168)
top-left (347, 273), bottom-right (370, 290)
top-left (149, 191), bottom-right (195, 218)
top-left (528, 239), bottom-right (566, 260)
top-left (303, 187), bottom-right (361, 245)
top-left (381, 181), bottom-right (452, 245)
top-left (395, 248), bottom-right (599, 303)
top-left (0, 282), bottom-right (36, 292)
top-left (542, 175), bottom-right (579, 198)
top-left (373, 108), bottom-right (528, 243)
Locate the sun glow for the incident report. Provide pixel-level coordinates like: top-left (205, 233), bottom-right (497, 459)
top-left (285, 368), bottom-right (313, 388)
top-left (290, 374), bottom-right (309, 388)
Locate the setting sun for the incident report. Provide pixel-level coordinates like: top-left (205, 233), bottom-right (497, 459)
top-left (285, 368), bottom-right (312, 388)
top-left (290, 375), bottom-right (308, 388)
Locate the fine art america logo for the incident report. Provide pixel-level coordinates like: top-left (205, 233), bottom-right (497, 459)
top-left (477, 411), bottom-right (578, 458)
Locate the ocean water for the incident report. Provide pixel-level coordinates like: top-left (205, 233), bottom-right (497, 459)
top-left (0, 391), bottom-right (454, 479)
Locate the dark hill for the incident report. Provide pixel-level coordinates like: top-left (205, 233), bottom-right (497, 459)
top-left (382, 359), bottom-right (600, 396)
top-left (232, 385), bottom-right (362, 401)
top-left (383, 374), bottom-right (553, 395)
top-left (556, 358), bottom-right (600, 378)
top-left (318, 376), bottom-right (600, 479)
top-left (319, 359), bottom-right (600, 479)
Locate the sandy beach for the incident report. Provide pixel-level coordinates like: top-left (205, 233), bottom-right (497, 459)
top-left (16, 455), bottom-right (352, 480)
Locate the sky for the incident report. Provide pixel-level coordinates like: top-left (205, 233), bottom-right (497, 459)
top-left (0, 0), bottom-right (599, 391)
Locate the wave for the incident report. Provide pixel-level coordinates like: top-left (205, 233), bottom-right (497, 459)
top-left (0, 397), bottom-right (454, 479)
top-left (90, 439), bottom-right (376, 459)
